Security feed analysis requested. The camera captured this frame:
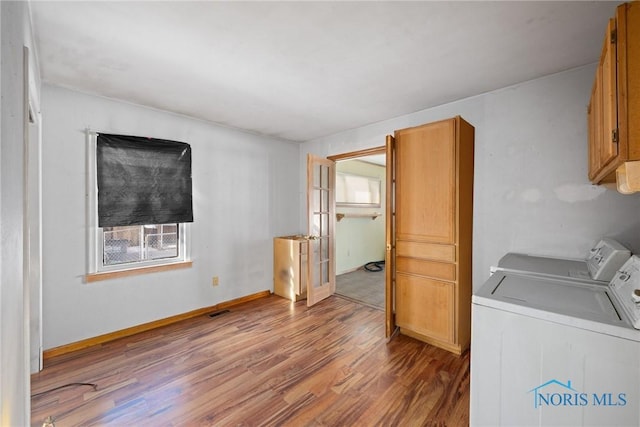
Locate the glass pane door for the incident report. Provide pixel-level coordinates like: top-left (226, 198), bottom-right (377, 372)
top-left (307, 154), bottom-right (335, 306)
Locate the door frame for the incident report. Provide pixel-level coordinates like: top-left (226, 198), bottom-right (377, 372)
top-left (328, 147), bottom-right (387, 163)
top-left (24, 46), bottom-right (44, 373)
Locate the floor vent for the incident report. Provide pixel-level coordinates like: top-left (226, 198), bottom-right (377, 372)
top-left (208, 309), bottom-right (230, 318)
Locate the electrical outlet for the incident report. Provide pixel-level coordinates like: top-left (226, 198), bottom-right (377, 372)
top-left (212, 276), bottom-right (219, 286)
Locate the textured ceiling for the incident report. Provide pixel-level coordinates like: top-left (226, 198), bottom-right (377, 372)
top-left (30, 1), bottom-right (619, 142)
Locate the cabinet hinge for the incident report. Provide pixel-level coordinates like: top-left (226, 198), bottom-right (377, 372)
top-left (612, 129), bottom-right (619, 144)
top-left (611, 29), bottom-right (617, 44)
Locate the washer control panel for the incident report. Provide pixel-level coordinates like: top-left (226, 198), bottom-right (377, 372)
top-left (610, 255), bottom-right (640, 329)
top-left (587, 238), bottom-right (631, 281)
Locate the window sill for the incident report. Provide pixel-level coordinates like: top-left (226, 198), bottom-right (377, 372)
top-left (85, 260), bottom-right (193, 283)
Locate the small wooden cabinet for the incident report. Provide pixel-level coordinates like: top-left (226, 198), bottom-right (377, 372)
top-left (588, 2), bottom-right (640, 187)
top-left (273, 235), bottom-right (308, 302)
top-left (391, 116), bottom-right (474, 355)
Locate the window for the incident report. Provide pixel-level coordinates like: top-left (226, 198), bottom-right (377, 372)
top-left (93, 221), bottom-right (189, 274)
top-left (86, 132), bottom-right (192, 279)
top-left (335, 172), bottom-right (381, 207)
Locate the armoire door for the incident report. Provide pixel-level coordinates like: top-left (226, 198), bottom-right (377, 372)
top-left (395, 120), bottom-right (456, 245)
top-left (387, 116), bottom-right (474, 355)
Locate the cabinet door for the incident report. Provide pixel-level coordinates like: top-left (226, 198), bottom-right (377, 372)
top-left (600, 18), bottom-right (618, 169)
top-left (395, 120), bottom-right (455, 244)
top-left (588, 69), bottom-right (603, 181)
top-left (589, 17), bottom-right (618, 182)
top-left (396, 274), bottom-right (454, 342)
top-left (274, 238), bottom-right (303, 300)
top-left (299, 242), bottom-right (307, 296)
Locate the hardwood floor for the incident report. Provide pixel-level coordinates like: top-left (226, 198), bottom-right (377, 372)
top-left (31, 295), bottom-right (470, 426)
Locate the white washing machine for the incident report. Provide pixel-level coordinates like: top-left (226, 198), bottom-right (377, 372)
top-left (470, 255), bottom-right (640, 426)
top-left (494, 238), bottom-right (631, 283)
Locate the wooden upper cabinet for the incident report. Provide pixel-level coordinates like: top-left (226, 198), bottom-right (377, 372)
top-left (589, 2), bottom-right (640, 185)
top-left (395, 120), bottom-right (456, 244)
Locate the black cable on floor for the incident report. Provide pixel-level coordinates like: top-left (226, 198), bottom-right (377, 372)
top-left (364, 260), bottom-right (385, 272)
top-left (31, 382), bottom-right (98, 398)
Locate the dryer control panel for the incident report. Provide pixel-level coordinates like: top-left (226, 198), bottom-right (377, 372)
top-left (587, 238), bottom-right (632, 281)
top-left (610, 255), bottom-right (640, 329)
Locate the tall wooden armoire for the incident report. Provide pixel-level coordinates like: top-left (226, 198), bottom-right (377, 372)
top-left (390, 116), bottom-right (474, 355)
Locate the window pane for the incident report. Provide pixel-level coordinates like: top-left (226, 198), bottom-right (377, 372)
top-left (311, 214), bottom-right (321, 237)
top-left (144, 225), bottom-right (178, 260)
top-left (311, 239), bottom-right (321, 287)
top-left (313, 190), bottom-right (320, 213)
top-left (313, 164), bottom-right (320, 187)
top-left (321, 165), bottom-right (329, 188)
top-left (321, 189), bottom-right (329, 212)
top-left (103, 226), bottom-right (141, 265)
top-left (320, 213), bottom-right (328, 237)
top-left (321, 236), bottom-right (329, 262)
top-left (313, 263), bottom-right (321, 288)
top-left (322, 260), bottom-right (329, 285)
top-left (103, 223), bottom-right (178, 266)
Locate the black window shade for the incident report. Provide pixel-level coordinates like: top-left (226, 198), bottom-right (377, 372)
top-left (97, 133), bottom-right (193, 227)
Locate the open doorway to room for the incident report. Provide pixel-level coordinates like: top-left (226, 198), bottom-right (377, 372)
top-left (329, 148), bottom-right (386, 309)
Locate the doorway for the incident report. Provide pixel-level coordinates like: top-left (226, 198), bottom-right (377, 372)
top-left (329, 148), bottom-right (386, 309)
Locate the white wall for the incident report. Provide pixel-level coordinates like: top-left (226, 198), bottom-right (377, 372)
top-left (301, 64), bottom-right (640, 291)
top-left (41, 85), bottom-right (300, 349)
top-left (335, 160), bottom-right (385, 274)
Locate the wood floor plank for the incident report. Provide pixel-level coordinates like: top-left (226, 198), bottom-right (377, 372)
top-left (31, 295), bottom-right (469, 426)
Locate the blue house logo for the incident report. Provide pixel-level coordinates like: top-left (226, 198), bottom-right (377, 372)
top-left (529, 379), bottom-right (627, 409)
top-left (529, 379), bottom-right (584, 408)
